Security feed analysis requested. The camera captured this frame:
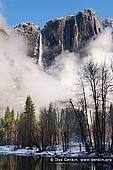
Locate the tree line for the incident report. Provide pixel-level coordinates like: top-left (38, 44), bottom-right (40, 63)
top-left (0, 96), bottom-right (87, 151)
top-left (0, 60), bottom-right (113, 154)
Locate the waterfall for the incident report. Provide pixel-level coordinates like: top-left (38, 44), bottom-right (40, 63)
top-left (38, 32), bottom-right (43, 69)
top-left (34, 33), bottom-right (38, 56)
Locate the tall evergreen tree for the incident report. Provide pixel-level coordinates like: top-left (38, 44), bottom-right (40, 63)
top-left (4, 106), bottom-right (11, 144)
top-left (23, 96), bottom-right (36, 148)
top-left (20, 96), bottom-right (36, 147)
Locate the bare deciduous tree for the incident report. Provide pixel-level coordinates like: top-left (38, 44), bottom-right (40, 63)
top-left (81, 60), bottom-right (113, 153)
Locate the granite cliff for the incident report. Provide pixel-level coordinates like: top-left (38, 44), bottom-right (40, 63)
top-left (13, 10), bottom-right (105, 67)
top-left (14, 22), bottom-right (40, 58)
top-left (102, 18), bottom-right (113, 28)
top-left (42, 9), bottom-right (102, 66)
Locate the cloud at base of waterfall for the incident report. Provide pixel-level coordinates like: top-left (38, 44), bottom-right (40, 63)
top-left (0, 15), bottom-right (112, 115)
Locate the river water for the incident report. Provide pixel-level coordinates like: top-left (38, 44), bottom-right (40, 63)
top-left (0, 155), bottom-right (113, 170)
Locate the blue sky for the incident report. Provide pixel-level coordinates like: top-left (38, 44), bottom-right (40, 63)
top-left (1, 0), bottom-right (113, 28)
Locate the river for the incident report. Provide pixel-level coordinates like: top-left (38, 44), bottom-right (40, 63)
top-left (0, 155), bottom-right (112, 170)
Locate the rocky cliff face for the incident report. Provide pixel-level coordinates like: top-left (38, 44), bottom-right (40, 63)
top-left (14, 10), bottom-right (103, 67)
top-left (42, 9), bottom-right (102, 66)
top-left (102, 18), bottom-right (113, 28)
top-left (14, 22), bottom-right (40, 58)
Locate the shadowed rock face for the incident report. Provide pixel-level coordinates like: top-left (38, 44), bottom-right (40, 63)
top-left (102, 18), bottom-right (113, 28)
top-left (14, 10), bottom-right (103, 67)
top-left (0, 28), bottom-right (9, 37)
top-left (14, 22), bottom-right (40, 58)
top-left (42, 10), bottom-right (102, 66)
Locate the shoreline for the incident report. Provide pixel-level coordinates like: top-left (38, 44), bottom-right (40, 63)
top-left (0, 145), bottom-right (113, 162)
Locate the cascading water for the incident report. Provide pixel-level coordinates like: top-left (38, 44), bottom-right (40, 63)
top-left (34, 35), bottom-right (38, 56)
top-left (38, 31), bottom-right (43, 69)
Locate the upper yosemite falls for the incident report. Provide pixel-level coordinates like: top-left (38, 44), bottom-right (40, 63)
top-left (14, 9), bottom-right (102, 67)
top-left (0, 9), bottom-right (112, 113)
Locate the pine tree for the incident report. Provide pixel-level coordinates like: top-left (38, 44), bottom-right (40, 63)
top-left (14, 112), bottom-right (20, 147)
top-left (20, 96), bottom-right (36, 148)
top-left (0, 118), bottom-right (4, 144)
top-left (4, 106), bottom-right (11, 144)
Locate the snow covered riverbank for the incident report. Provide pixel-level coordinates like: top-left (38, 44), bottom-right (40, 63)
top-left (0, 144), bottom-right (85, 157)
top-left (0, 145), bottom-right (37, 156)
top-left (0, 144), bottom-right (113, 162)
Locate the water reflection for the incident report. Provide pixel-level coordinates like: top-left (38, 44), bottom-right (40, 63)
top-left (0, 155), bottom-right (113, 170)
